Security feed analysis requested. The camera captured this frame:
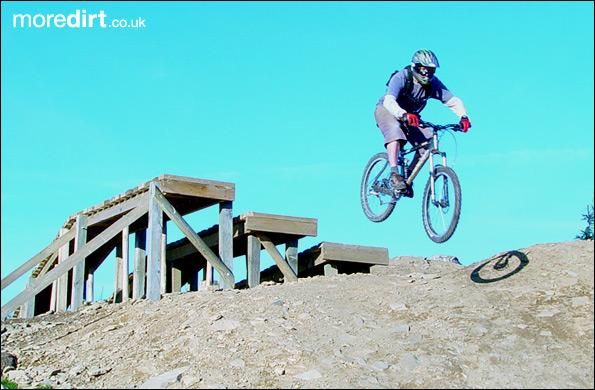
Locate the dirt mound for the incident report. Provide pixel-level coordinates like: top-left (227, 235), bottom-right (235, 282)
top-left (1, 240), bottom-right (593, 389)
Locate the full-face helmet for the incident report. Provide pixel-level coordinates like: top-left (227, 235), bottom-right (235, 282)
top-left (411, 49), bottom-right (440, 85)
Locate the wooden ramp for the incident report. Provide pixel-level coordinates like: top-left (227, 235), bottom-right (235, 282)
top-left (2, 172), bottom-right (390, 321)
top-left (166, 212), bottom-right (317, 290)
top-left (242, 241), bottom-right (389, 285)
top-left (1, 175), bottom-right (235, 319)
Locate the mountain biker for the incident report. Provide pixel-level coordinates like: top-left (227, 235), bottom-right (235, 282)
top-left (374, 49), bottom-right (471, 195)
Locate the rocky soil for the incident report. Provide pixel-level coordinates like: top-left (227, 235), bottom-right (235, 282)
top-left (1, 240), bottom-right (593, 389)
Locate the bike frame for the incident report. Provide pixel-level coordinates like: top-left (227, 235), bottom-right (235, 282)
top-left (399, 128), bottom-right (448, 203)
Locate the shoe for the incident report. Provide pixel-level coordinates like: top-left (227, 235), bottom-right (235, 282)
top-left (390, 172), bottom-right (407, 191)
top-left (403, 183), bottom-right (414, 198)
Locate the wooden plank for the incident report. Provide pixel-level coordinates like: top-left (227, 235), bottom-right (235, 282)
top-left (157, 175), bottom-right (234, 201)
top-left (133, 229), bottom-right (146, 299)
top-left (146, 182), bottom-right (163, 301)
top-left (219, 201), bottom-right (233, 289)
top-left (256, 233), bottom-right (298, 282)
top-left (152, 185), bottom-right (234, 289)
top-left (121, 226), bottom-right (129, 302)
top-left (246, 235), bottom-right (261, 288)
top-left (56, 228), bottom-right (70, 312)
top-left (243, 212), bottom-right (317, 237)
top-left (317, 242), bottom-right (389, 266)
top-left (1, 227), bottom-right (75, 291)
top-left (71, 214), bottom-right (87, 311)
top-left (1, 200), bottom-right (149, 320)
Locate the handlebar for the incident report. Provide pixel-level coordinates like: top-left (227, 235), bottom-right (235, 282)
top-left (419, 120), bottom-right (463, 132)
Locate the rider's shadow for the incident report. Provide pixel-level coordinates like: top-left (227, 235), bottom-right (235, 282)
top-left (470, 250), bottom-right (529, 284)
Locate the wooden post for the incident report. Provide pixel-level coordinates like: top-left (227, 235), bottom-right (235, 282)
top-left (246, 235), bottom-right (261, 288)
top-left (324, 263), bottom-right (339, 276)
top-left (171, 264), bottom-right (182, 293)
top-left (133, 230), bottom-right (146, 299)
top-left (86, 270), bottom-right (94, 303)
top-left (160, 223), bottom-right (167, 295)
top-left (121, 226), bottom-right (130, 302)
top-left (189, 270), bottom-right (199, 291)
top-left (146, 182), bottom-right (163, 301)
top-left (71, 214), bottom-right (87, 311)
top-left (113, 243), bottom-right (123, 303)
top-left (56, 228), bottom-right (70, 312)
top-left (205, 263), bottom-right (213, 286)
top-left (219, 201), bottom-right (233, 289)
top-left (285, 239), bottom-right (298, 276)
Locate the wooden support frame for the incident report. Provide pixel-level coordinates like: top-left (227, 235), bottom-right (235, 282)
top-left (1, 199), bottom-right (149, 319)
top-left (151, 185), bottom-right (234, 289)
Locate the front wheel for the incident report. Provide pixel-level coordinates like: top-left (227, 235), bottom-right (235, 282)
top-left (360, 152), bottom-right (397, 222)
top-left (421, 166), bottom-right (461, 243)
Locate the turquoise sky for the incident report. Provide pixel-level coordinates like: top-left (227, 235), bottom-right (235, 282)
top-left (2, 1), bottom-right (594, 305)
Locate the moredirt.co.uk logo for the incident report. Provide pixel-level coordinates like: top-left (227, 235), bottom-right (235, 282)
top-left (12, 9), bottom-right (146, 29)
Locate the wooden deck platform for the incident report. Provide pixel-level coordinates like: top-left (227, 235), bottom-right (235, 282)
top-left (244, 241), bottom-right (389, 285)
top-left (166, 212), bottom-right (317, 289)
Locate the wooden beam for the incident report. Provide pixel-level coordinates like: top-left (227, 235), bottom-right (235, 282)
top-left (1, 200), bottom-right (149, 320)
top-left (246, 235), bottom-right (261, 288)
top-left (256, 233), bottom-right (298, 282)
top-left (151, 185), bottom-right (234, 289)
top-left (1, 227), bottom-right (75, 291)
top-left (146, 182), bottom-right (163, 302)
top-left (219, 201), bottom-right (233, 289)
top-left (71, 214), bottom-right (87, 311)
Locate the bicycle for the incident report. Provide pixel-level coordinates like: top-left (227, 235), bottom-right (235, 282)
top-left (360, 120), bottom-right (463, 243)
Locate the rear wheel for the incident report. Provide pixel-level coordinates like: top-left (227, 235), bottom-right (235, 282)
top-left (360, 152), bottom-right (397, 222)
top-left (421, 166), bottom-right (461, 243)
